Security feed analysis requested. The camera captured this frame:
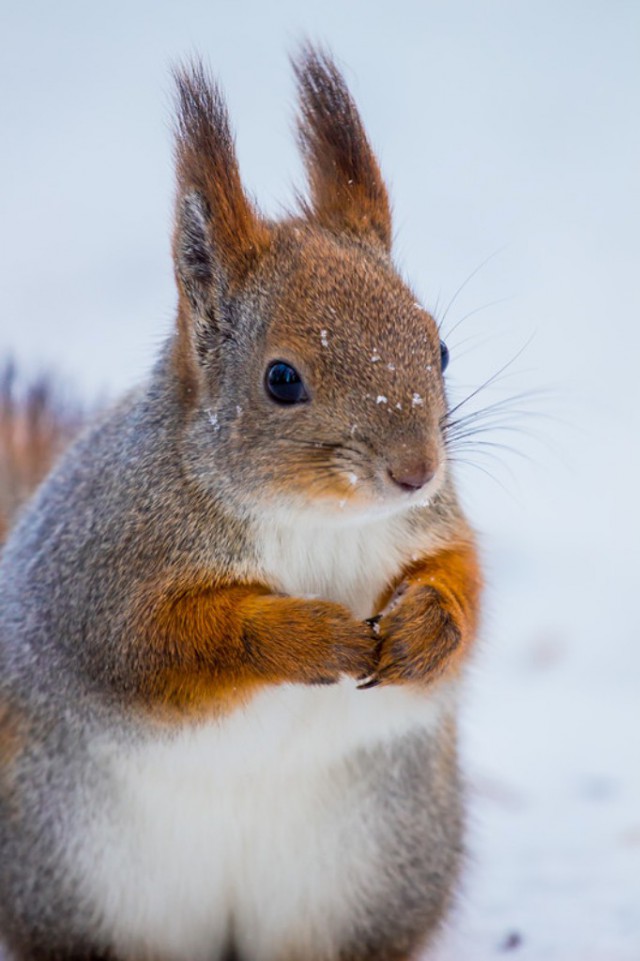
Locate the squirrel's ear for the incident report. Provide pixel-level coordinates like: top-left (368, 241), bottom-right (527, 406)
top-left (293, 46), bottom-right (392, 252)
top-left (172, 62), bottom-right (270, 308)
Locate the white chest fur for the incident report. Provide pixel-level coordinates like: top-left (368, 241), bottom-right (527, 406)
top-left (79, 507), bottom-right (451, 960)
top-left (255, 505), bottom-right (422, 619)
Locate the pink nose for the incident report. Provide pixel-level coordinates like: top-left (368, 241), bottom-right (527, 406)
top-left (387, 461), bottom-right (435, 492)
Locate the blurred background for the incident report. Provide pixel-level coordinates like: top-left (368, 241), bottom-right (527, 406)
top-left (1, 1), bottom-right (638, 957)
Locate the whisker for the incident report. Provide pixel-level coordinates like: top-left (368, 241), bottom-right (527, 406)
top-left (446, 455), bottom-right (518, 500)
top-left (438, 245), bottom-right (509, 329)
top-left (443, 396), bottom-right (553, 437)
top-left (446, 446), bottom-right (521, 486)
top-left (444, 336), bottom-right (536, 419)
top-left (444, 391), bottom-right (546, 424)
top-left (446, 437), bottom-right (535, 468)
top-left (445, 413), bottom-right (547, 437)
top-left (442, 295), bottom-right (514, 342)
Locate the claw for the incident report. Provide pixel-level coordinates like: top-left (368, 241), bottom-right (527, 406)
top-left (365, 615), bottom-right (382, 636)
top-left (357, 675), bottom-right (381, 690)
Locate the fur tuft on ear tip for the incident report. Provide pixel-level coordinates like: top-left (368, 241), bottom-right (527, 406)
top-left (292, 44), bottom-right (392, 251)
top-left (172, 59), bottom-right (270, 293)
top-left (173, 60), bottom-right (232, 184)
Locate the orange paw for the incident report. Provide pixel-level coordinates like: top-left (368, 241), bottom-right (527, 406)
top-left (359, 583), bottom-right (462, 688)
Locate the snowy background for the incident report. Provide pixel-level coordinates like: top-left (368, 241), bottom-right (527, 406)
top-left (1, 1), bottom-right (639, 957)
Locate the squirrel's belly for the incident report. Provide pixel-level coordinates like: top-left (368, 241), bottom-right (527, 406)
top-left (78, 679), bottom-right (457, 961)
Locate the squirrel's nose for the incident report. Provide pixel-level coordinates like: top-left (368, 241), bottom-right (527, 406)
top-left (387, 460), bottom-right (436, 492)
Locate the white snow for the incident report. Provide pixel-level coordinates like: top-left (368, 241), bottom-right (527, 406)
top-left (430, 538), bottom-right (640, 961)
top-left (376, 394), bottom-right (388, 404)
top-left (320, 329), bottom-right (329, 347)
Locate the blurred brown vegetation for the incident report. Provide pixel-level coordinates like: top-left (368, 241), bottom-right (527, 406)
top-left (0, 363), bottom-right (84, 543)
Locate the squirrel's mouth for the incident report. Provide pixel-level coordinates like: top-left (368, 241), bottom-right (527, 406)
top-left (290, 460), bottom-right (446, 523)
top-left (248, 436), bottom-right (446, 521)
top-left (332, 446), bottom-right (446, 512)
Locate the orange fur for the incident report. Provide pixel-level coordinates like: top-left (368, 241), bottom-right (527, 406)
top-left (133, 577), bottom-right (378, 715)
top-left (0, 699), bottom-right (29, 819)
top-left (0, 700), bottom-right (26, 768)
top-left (364, 540), bottom-right (482, 688)
top-left (293, 45), bottom-right (392, 249)
top-left (173, 62), bottom-right (271, 282)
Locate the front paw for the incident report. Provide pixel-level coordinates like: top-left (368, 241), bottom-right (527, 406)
top-left (359, 584), bottom-right (461, 688)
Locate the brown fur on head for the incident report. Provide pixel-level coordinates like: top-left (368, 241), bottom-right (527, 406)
top-left (171, 48), bottom-right (449, 520)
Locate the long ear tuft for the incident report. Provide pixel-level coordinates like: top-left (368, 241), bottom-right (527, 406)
top-left (293, 45), bottom-right (392, 251)
top-left (173, 61), bottom-right (270, 296)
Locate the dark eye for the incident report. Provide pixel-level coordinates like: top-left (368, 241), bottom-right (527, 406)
top-left (265, 361), bottom-right (309, 405)
top-left (440, 340), bottom-right (450, 373)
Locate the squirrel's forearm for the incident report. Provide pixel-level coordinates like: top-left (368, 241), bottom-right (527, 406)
top-left (368, 539), bottom-right (483, 686)
top-left (404, 540), bottom-right (482, 648)
top-left (130, 582), bottom-right (375, 713)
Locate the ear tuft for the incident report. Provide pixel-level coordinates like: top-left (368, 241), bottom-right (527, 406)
top-left (293, 45), bottom-right (392, 250)
top-left (173, 61), bottom-right (270, 292)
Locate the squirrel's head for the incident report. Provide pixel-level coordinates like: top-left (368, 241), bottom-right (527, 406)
top-left (171, 47), bottom-right (450, 521)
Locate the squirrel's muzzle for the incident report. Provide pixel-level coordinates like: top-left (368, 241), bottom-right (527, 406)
top-left (386, 458), bottom-right (437, 493)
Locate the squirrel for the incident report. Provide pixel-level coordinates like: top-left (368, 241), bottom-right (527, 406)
top-left (0, 47), bottom-right (482, 961)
